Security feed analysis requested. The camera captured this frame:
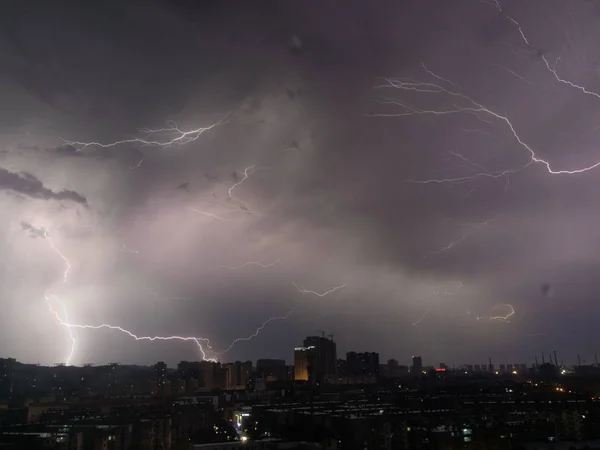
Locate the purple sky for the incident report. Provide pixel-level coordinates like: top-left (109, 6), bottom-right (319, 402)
top-left (1, 0), bottom-right (600, 367)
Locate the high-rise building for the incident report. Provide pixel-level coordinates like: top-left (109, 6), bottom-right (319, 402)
top-left (337, 359), bottom-right (348, 376)
top-left (197, 361), bottom-right (226, 390)
top-left (294, 347), bottom-right (315, 381)
top-left (177, 361), bottom-right (201, 380)
top-left (153, 361), bottom-right (168, 387)
top-left (346, 352), bottom-right (380, 377)
top-left (223, 361), bottom-right (252, 390)
top-left (302, 336), bottom-right (337, 383)
top-left (411, 356), bottom-right (423, 374)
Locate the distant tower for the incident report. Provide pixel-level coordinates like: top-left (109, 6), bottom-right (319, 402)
top-left (301, 335), bottom-right (337, 383)
top-left (412, 356), bottom-right (423, 374)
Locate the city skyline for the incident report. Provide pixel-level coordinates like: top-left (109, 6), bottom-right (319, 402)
top-left (3, 0), bottom-right (600, 367)
top-left (1, 338), bottom-right (597, 370)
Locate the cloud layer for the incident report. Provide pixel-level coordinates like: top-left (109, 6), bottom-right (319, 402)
top-left (1, 0), bottom-right (600, 367)
top-left (0, 167), bottom-right (86, 204)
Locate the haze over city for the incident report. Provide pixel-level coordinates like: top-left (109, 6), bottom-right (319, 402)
top-left (2, 0), bottom-right (600, 368)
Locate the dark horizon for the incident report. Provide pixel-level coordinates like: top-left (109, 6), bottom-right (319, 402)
top-left (1, 348), bottom-right (597, 370)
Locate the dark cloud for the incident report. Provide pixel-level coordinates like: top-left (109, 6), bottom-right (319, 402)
top-left (20, 221), bottom-right (46, 238)
top-left (0, 167), bottom-right (87, 205)
top-left (176, 182), bottom-right (190, 192)
top-left (1, 0), bottom-right (600, 367)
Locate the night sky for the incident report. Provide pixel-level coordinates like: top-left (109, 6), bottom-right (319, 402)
top-left (2, 0), bottom-right (600, 367)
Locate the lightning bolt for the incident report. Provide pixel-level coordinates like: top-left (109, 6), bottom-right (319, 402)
top-left (489, 62), bottom-right (535, 86)
top-left (373, 62), bottom-right (600, 181)
top-left (59, 303), bottom-right (76, 364)
top-left (412, 302), bottom-right (432, 327)
top-left (488, 0), bottom-right (600, 100)
top-left (129, 156), bottom-right (145, 170)
top-left (39, 229), bottom-right (286, 363)
top-left (386, 0), bottom-right (600, 184)
top-left (186, 206), bottom-right (239, 221)
top-left (227, 165), bottom-right (260, 214)
top-left (422, 235), bottom-right (469, 261)
top-left (46, 313), bottom-right (215, 362)
top-left (61, 118), bottom-right (224, 152)
top-left (420, 60), bottom-right (462, 88)
top-left (220, 261), bottom-right (280, 270)
top-left (215, 311), bottom-right (292, 354)
top-left (48, 311), bottom-right (291, 362)
top-left (489, 303), bottom-right (516, 322)
top-left (292, 282), bottom-right (347, 297)
top-left (467, 303), bottom-right (515, 323)
top-left (228, 165), bottom-right (256, 199)
top-left (42, 228), bottom-right (77, 365)
top-left (421, 216), bottom-right (499, 260)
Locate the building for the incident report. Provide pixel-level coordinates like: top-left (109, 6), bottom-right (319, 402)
top-left (412, 356), bottom-right (423, 374)
top-left (153, 361), bottom-right (168, 394)
top-left (256, 359), bottom-right (286, 381)
top-left (346, 352), bottom-right (380, 377)
top-left (302, 336), bottom-right (337, 383)
top-left (223, 361), bottom-right (252, 390)
top-left (293, 347), bottom-right (315, 382)
top-left (337, 358), bottom-right (348, 376)
top-left (178, 361), bottom-right (202, 380)
top-left (382, 359), bottom-right (409, 378)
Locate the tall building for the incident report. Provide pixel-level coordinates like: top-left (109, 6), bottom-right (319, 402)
top-left (0, 358), bottom-right (15, 397)
top-left (223, 361), bottom-right (253, 390)
top-left (153, 361), bottom-right (168, 388)
top-left (302, 335), bottom-right (337, 383)
top-left (411, 356), bottom-right (423, 374)
top-left (294, 347), bottom-right (315, 381)
top-left (337, 358), bottom-right (348, 377)
top-left (346, 352), bottom-right (380, 377)
top-left (198, 362), bottom-right (226, 390)
top-left (177, 361), bottom-right (201, 380)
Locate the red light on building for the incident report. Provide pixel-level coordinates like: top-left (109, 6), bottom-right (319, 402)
top-left (435, 368), bottom-right (446, 372)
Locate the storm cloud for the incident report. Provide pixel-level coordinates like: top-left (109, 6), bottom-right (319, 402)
top-left (0, 167), bottom-right (87, 205)
top-left (1, 0), bottom-right (599, 367)
top-left (20, 221), bottom-right (46, 238)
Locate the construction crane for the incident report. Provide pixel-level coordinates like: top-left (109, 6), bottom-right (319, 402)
top-left (316, 330), bottom-right (325, 338)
